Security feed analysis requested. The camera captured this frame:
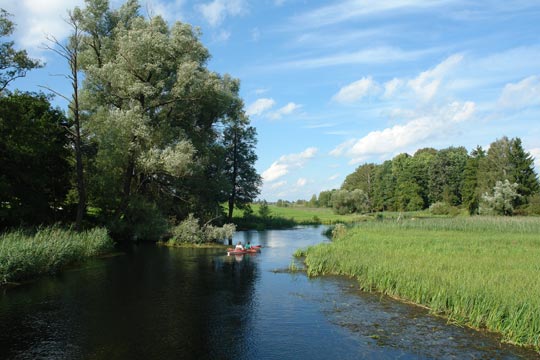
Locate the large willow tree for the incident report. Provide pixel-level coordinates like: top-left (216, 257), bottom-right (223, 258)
top-left (75, 0), bottom-right (258, 239)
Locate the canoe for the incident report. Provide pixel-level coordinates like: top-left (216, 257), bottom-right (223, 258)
top-left (226, 246), bottom-right (261, 256)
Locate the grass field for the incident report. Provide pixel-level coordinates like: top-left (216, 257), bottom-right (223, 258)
top-left (0, 226), bottom-right (114, 285)
top-left (298, 216), bottom-right (540, 351)
top-left (235, 204), bottom-right (372, 224)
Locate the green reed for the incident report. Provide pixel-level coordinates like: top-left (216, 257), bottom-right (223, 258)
top-left (0, 226), bottom-right (114, 285)
top-left (300, 217), bottom-right (540, 351)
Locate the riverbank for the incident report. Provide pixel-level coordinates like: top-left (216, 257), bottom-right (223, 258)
top-left (0, 227), bottom-right (114, 286)
top-left (297, 216), bottom-right (540, 352)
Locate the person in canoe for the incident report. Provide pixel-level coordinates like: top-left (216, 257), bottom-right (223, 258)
top-left (235, 241), bottom-right (244, 251)
top-left (245, 241), bottom-right (252, 250)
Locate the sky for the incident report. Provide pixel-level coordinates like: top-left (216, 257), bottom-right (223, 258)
top-left (1, 0), bottom-right (540, 201)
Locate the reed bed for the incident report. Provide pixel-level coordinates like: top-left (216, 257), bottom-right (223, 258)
top-left (300, 217), bottom-right (540, 351)
top-left (0, 227), bottom-right (114, 285)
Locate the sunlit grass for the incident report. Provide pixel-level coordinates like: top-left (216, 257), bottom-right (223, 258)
top-left (0, 226), bottom-right (114, 285)
top-left (300, 216), bottom-right (540, 351)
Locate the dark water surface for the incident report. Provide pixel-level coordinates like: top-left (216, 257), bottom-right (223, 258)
top-left (0, 226), bottom-right (538, 359)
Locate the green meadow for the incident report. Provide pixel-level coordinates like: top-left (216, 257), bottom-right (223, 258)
top-left (236, 204), bottom-right (370, 225)
top-left (298, 216), bottom-right (540, 351)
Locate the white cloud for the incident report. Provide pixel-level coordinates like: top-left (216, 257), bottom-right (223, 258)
top-left (406, 54), bottom-right (463, 102)
top-left (332, 76), bottom-right (379, 103)
top-left (383, 78), bottom-right (403, 98)
top-left (269, 102), bottom-right (301, 119)
top-left (272, 46), bottom-right (433, 70)
top-left (147, 0), bottom-right (185, 23)
top-left (213, 29), bottom-right (231, 42)
top-left (331, 101), bottom-right (476, 163)
top-left (262, 147), bottom-right (318, 182)
top-left (246, 98), bottom-right (275, 116)
top-left (0, 0), bottom-right (85, 54)
top-left (529, 148), bottom-right (540, 173)
top-left (197, 0), bottom-right (246, 27)
top-left (289, 0), bottom-right (457, 29)
top-left (251, 27), bottom-right (260, 42)
top-left (296, 178), bottom-right (307, 187)
top-left (498, 75), bottom-right (540, 109)
top-left (329, 174), bottom-right (340, 181)
top-left (271, 181), bottom-right (287, 189)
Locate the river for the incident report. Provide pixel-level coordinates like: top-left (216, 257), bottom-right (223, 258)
top-left (0, 226), bottom-right (537, 359)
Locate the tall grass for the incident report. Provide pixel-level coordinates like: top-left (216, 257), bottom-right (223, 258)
top-left (300, 217), bottom-right (540, 351)
top-left (0, 226), bottom-right (114, 285)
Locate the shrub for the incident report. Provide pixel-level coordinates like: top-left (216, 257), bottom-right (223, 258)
top-left (331, 223), bottom-right (347, 240)
top-left (429, 201), bottom-right (451, 215)
top-left (481, 180), bottom-right (521, 216)
top-left (170, 214), bottom-right (236, 244)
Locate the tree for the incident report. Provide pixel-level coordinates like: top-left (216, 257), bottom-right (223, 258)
top-left (0, 93), bottom-right (71, 226)
top-left (222, 112), bottom-right (261, 222)
top-left (428, 146), bottom-right (468, 206)
top-left (341, 163), bottom-right (376, 211)
top-left (331, 189), bottom-right (369, 214)
top-left (479, 137), bottom-right (539, 206)
top-left (43, 10), bottom-right (87, 231)
top-left (0, 9), bottom-right (41, 93)
top-left (77, 1), bottom-right (254, 239)
top-left (481, 180), bottom-right (520, 216)
top-left (372, 161), bottom-right (395, 211)
top-left (462, 146), bottom-right (485, 215)
top-left (507, 138), bottom-right (539, 202)
top-left (258, 200), bottom-right (270, 218)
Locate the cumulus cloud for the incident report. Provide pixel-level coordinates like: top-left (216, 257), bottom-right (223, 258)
top-left (262, 147), bottom-right (318, 182)
top-left (1, 0), bottom-right (84, 54)
top-left (246, 98), bottom-right (276, 116)
top-left (498, 75), bottom-right (540, 109)
top-left (268, 102), bottom-right (301, 119)
top-left (332, 76), bottom-right (378, 103)
top-left (330, 101), bottom-right (476, 163)
top-left (197, 0), bottom-right (246, 27)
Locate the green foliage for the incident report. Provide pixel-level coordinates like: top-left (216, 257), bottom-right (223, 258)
top-left (0, 226), bottom-right (113, 284)
top-left (429, 201), bottom-right (452, 215)
top-left (331, 189), bottom-right (370, 214)
top-left (169, 214), bottom-right (235, 244)
top-left (301, 217), bottom-right (540, 350)
top-left (258, 200), bottom-right (271, 218)
top-left (0, 9), bottom-right (42, 93)
top-left (331, 223), bottom-right (347, 239)
top-left (0, 92), bottom-right (71, 227)
top-left (109, 196), bottom-right (168, 242)
top-left (481, 180), bottom-right (521, 216)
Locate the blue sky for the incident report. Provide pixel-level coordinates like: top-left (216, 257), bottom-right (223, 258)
top-left (2, 0), bottom-right (540, 201)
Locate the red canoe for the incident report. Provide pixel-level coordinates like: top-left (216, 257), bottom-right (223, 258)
top-left (226, 246), bottom-right (261, 255)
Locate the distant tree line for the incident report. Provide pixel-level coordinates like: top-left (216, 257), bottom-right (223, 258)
top-left (0, 1), bottom-right (261, 240)
top-left (311, 138), bottom-right (539, 216)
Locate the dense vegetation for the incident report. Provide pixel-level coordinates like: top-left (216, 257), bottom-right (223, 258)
top-left (0, 1), bottom-right (260, 240)
top-left (298, 217), bottom-right (540, 351)
top-left (0, 227), bottom-right (113, 285)
top-left (304, 140), bottom-right (539, 216)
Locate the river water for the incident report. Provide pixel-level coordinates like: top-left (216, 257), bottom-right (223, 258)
top-left (0, 226), bottom-right (537, 359)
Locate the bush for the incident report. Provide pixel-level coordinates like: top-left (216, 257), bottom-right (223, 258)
top-left (481, 180), bottom-right (520, 216)
top-left (331, 223), bottom-right (347, 240)
top-left (429, 201), bottom-right (451, 215)
top-left (169, 214), bottom-right (236, 244)
top-left (109, 197), bottom-right (168, 242)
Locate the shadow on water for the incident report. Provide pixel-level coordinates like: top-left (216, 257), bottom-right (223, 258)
top-left (0, 226), bottom-right (539, 359)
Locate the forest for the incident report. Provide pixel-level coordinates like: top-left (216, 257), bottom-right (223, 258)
top-left (309, 138), bottom-right (540, 216)
top-left (0, 1), bottom-right (261, 242)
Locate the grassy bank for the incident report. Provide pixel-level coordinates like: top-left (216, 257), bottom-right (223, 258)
top-left (0, 227), bottom-right (114, 285)
top-left (298, 217), bottom-right (540, 351)
top-left (234, 204), bottom-right (370, 227)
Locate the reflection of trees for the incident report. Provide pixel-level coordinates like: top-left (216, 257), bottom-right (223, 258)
top-left (43, 244), bottom-right (259, 359)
